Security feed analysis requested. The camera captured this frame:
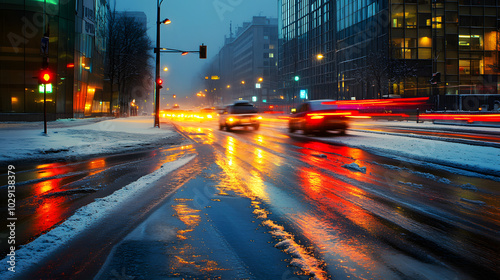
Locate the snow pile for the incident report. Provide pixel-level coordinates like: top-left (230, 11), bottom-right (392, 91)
top-left (342, 162), bottom-right (367, 173)
top-left (262, 220), bottom-right (328, 280)
top-left (0, 117), bottom-right (177, 162)
top-left (0, 155), bottom-right (195, 277)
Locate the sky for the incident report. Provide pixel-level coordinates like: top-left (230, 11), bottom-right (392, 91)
top-left (114, 0), bottom-right (278, 104)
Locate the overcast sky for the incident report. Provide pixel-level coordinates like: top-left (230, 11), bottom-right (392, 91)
top-left (114, 0), bottom-right (278, 102)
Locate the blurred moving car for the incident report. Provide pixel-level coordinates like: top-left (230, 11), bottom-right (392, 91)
top-left (219, 101), bottom-right (261, 131)
top-left (289, 99), bottom-right (349, 135)
top-left (200, 107), bottom-right (217, 119)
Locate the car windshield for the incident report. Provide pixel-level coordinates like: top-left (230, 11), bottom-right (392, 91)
top-left (228, 104), bottom-right (258, 114)
top-left (309, 102), bottom-right (338, 111)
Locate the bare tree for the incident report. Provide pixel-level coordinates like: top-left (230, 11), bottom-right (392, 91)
top-left (106, 10), bottom-right (153, 117)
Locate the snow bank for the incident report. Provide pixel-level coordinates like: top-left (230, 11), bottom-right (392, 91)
top-left (0, 155), bottom-right (195, 277)
top-left (0, 117), bottom-right (176, 163)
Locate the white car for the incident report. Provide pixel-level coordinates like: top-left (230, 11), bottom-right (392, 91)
top-left (219, 101), bottom-right (261, 131)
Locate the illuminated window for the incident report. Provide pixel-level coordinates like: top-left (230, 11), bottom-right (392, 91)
top-left (459, 60), bottom-right (470, 75)
top-left (405, 5), bottom-right (417, 28)
top-left (419, 37), bottom-right (432, 48)
top-left (418, 48), bottom-right (432, 59)
top-left (432, 16), bottom-right (442, 29)
top-left (459, 35), bottom-right (483, 50)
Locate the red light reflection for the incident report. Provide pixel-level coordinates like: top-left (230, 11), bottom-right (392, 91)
top-left (36, 163), bottom-right (69, 178)
top-left (31, 178), bottom-right (66, 235)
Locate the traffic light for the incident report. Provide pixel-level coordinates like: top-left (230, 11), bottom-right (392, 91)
top-left (38, 69), bottom-right (53, 84)
top-left (199, 44), bottom-right (207, 59)
top-left (429, 72), bottom-right (441, 85)
top-left (157, 78), bottom-right (163, 89)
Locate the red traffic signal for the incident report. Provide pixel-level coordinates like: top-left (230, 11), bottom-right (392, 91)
top-left (39, 69), bottom-right (54, 84)
top-left (157, 78), bottom-right (163, 89)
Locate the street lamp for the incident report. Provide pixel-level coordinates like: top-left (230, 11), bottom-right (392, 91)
top-left (154, 0), bottom-right (171, 128)
top-left (316, 54), bottom-right (324, 60)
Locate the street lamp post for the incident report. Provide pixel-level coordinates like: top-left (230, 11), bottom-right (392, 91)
top-left (154, 0), bottom-right (170, 128)
top-left (154, 1), bottom-right (162, 127)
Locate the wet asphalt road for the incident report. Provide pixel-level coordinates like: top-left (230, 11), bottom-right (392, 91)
top-left (1, 119), bottom-right (499, 279)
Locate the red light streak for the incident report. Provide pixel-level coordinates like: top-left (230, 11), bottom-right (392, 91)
top-left (419, 113), bottom-right (500, 123)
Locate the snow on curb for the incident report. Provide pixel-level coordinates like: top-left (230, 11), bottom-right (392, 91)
top-left (262, 220), bottom-right (328, 280)
top-left (0, 155), bottom-right (196, 277)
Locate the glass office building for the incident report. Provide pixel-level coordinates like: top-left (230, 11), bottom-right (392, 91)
top-left (0, 0), bottom-right (111, 121)
top-left (279, 0), bottom-right (500, 104)
top-left (0, 0), bottom-right (76, 120)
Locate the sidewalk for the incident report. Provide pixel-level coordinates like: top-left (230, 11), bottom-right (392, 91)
top-left (0, 117), bottom-right (180, 164)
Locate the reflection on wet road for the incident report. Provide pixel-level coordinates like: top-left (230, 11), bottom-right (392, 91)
top-left (0, 143), bottom-right (194, 256)
top-left (174, 119), bottom-right (500, 279)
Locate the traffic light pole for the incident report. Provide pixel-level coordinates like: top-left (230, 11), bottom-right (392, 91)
top-left (154, 1), bottom-right (206, 128)
top-left (154, 2), bottom-right (161, 128)
top-left (43, 84), bottom-right (47, 134)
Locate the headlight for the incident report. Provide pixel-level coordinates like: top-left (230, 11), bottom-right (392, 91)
top-left (228, 117), bottom-right (234, 122)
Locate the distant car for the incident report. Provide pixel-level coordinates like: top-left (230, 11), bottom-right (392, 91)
top-left (200, 107), bottom-right (217, 119)
top-left (219, 101), bottom-right (261, 131)
top-left (289, 99), bottom-right (349, 135)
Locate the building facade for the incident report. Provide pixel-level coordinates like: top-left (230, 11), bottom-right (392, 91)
top-left (205, 16), bottom-right (279, 109)
top-left (278, 0), bottom-right (500, 109)
top-left (0, 0), bottom-right (113, 121)
top-left (0, 0), bottom-right (77, 121)
top-left (74, 0), bottom-right (110, 118)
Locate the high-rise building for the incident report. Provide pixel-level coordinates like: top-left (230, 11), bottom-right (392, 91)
top-left (278, 0), bottom-right (500, 109)
top-left (204, 16), bottom-right (279, 108)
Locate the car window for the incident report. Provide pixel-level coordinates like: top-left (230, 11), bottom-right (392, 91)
top-left (228, 104), bottom-right (258, 114)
